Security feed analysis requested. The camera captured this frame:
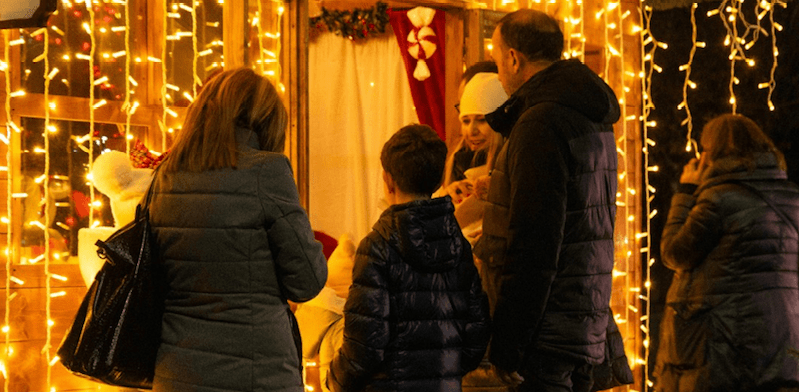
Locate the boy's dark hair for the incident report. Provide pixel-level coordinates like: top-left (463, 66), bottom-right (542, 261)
top-left (462, 61), bottom-right (498, 85)
top-left (497, 9), bottom-right (563, 63)
top-left (381, 124), bottom-right (447, 196)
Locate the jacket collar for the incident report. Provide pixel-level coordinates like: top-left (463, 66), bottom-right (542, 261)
top-left (485, 95), bottom-right (525, 138)
top-left (235, 127), bottom-right (261, 150)
top-left (696, 152), bottom-right (787, 194)
top-left (485, 59), bottom-right (621, 137)
top-left (485, 61), bottom-right (557, 138)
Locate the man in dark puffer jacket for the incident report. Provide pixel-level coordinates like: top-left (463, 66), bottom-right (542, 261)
top-left (328, 125), bottom-right (491, 392)
top-left (474, 9), bottom-right (620, 392)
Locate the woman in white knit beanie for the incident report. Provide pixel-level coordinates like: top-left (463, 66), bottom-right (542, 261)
top-left (439, 71), bottom-right (508, 205)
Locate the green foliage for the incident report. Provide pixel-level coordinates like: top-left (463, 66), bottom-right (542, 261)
top-left (310, 2), bottom-right (390, 41)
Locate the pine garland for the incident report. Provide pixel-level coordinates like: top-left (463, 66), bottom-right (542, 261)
top-left (310, 2), bottom-right (390, 41)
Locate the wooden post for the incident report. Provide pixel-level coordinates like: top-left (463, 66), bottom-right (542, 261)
top-left (7, 29), bottom-right (22, 265)
top-left (463, 9), bottom-right (483, 69)
top-left (444, 10), bottom-right (464, 149)
top-left (287, 0), bottom-right (309, 211)
top-left (223, 0), bottom-right (247, 69)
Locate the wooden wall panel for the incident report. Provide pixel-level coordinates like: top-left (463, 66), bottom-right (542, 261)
top-left (0, 264), bottom-right (124, 392)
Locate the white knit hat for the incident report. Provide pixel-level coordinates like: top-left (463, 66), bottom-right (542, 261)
top-left (459, 72), bottom-right (508, 118)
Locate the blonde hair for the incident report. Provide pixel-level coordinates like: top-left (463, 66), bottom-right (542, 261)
top-left (700, 113), bottom-right (785, 171)
top-left (442, 131), bottom-right (504, 187)
top-left (161, 68), bottom-right (287, 173)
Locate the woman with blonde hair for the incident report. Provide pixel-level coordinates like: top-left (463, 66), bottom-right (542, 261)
top-left (655, 113), bottom-right (799, 392)
top-left (148, 68), bottom-right (328, 392)
top-left (439, 71), bottom-right (507, 205)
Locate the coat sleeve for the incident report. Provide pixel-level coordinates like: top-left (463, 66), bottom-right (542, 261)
top-left (460, 249), bottom-right (491, 373)
top-left (260, 155), bottom-right (327, 302)
top-left (660, 188), bottom-right (722, 271)
top-left (489, 118), bottom-right (566, 372)
top-left (328, 236), bottom-right (391, 392)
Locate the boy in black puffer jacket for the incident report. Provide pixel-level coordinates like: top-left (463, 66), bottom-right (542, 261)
top-left (328, 124), bottom-right (491, 392)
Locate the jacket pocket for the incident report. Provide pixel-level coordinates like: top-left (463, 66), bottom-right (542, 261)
top-left (668, 302), bottom-right (712, 368)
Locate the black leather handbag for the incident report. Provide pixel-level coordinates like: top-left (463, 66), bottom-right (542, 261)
top-left (58, 174), bottom-right (162, 389)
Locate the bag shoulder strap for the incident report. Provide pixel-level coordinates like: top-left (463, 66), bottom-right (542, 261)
top-left (138, 165), bottom-right (162, 216)
top-left (725, 179), bottom-right (799, 236)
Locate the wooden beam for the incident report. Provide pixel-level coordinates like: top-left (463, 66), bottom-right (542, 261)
top-left (223, 0), bottom-right (247, 69)
top-left (3, 94), bottom-right (185, 130)
top-left (317, 0), bottom-right (471, 10)
top-left (287, 0), bottom-right (310, 211)
top-left (463, 9), bottom-right (483, 68)
top-left (444, 9), bottom-right (464, 148)
top-left (7, 29), bottom-right (23, 265)
top-left (145, 0), bottom-right (165, 107)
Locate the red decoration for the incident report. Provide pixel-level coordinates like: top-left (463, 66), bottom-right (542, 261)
top-left (72, 191), bottom-right (90, 218)
top-left (389, 9), bottom-right (447, 140)
top-left (129, 139), bottom-right (168, 169)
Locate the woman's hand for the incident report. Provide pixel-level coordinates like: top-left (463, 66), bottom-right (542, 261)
top-left (446, 180), bottom-right (474, 203)
top-left (679, 154), bottom-right (708, 185)
top-left (473, 175), bottom-right (491, 200)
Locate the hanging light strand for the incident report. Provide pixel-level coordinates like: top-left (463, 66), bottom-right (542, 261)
top-left (603, 1), bottom-right (612, 81)
top-left (579, 0), bottom-right (585, 61)
top-left (3, 30), bottom-right (12, 392)
top-left (125, 0), bottom-right (133, 154)
top-left (713, 0), bottom-right (744, 112)
top-left (255, 2), bottom-right (266, 75)
top-left (613, 0), bottom-right (634, 362)
top-left (41, 25), bottom-right (55, 390)
top-left (679, 3), bottom-right (701, 158)
top-left (273, 1), bottom-right (285, 89)
top-left (192, 0), bottom-right (199, 97)
top-left (763, 0), bottom-right (782, 111)
top-left (640, 2), bottom-right (658, 390)
top-left (88, 0), bottom-right (97, 225)
top-left (161, 0), bottom-right (169, 147)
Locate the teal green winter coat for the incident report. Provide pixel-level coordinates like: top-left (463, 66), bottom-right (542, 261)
top-left (148, 128), bottom-right (328, 392)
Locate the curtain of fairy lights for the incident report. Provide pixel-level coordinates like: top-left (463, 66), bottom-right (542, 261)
top-left (640, 0), bottom-right (785, 390)
top-left (0, 0), bottom-right (287, 389)
top-left (252, 0), bottom-right (286, 89)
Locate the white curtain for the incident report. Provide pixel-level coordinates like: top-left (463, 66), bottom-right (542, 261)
top-left (308, 28), bottom-right (418, 244)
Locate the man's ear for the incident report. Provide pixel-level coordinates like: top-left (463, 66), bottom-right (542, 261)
top-left (382, 170), bottom-right (395, 194)
top-left (508, 48), bottom-right (522, 75)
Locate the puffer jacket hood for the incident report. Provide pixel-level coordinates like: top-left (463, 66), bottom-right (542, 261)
top-left (488, 59), bottom-right (620, 136)
top-left (696, 152), bottom-right (787, 192)
top-left (373, 196), bottom-right (463, 273)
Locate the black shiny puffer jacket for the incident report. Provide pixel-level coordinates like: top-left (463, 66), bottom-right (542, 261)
top-left (656, 153), bottom-right (799, 392)
top-left (328, 197), bottom-right (491, 392)
top-left (477, 59), bottom-right (620, 370)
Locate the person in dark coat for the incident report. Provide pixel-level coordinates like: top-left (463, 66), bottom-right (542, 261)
top-left (474, 9), bottom-right (621, 392)
top-left (328, 124), bottom-right (491, 392)
top-left (655, 114), bottom-right (799, 392)
top-left (148, 68), bottom-right (328, 392)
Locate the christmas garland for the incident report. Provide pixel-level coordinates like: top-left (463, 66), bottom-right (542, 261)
top-left (310, 2), bottom-right (390, 41)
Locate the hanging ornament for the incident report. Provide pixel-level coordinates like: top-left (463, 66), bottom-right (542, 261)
top-left (406, 7), bottom-right (438, 81)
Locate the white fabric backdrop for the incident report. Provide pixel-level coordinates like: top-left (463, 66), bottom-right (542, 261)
top-left (308, 29), bottom-right (418, 244)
